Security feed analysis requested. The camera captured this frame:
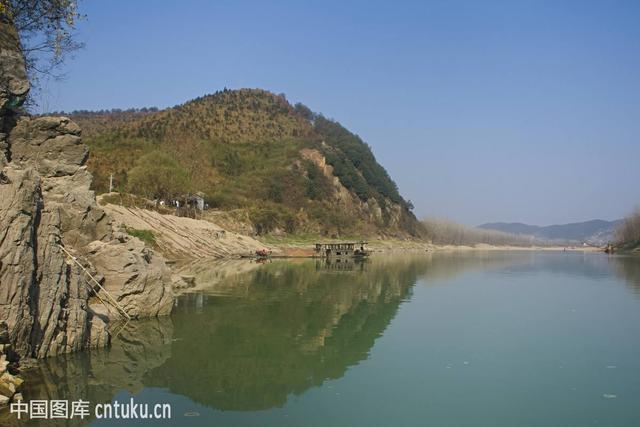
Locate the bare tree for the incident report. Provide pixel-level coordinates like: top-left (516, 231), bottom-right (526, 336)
top-left (422, 217), bottom-right (539, 247)
top-left (616, 208), bottom-right (640, 247)
top-left (1, 0), bottom-right (84, 102)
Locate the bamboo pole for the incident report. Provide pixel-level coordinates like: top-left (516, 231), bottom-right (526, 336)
top-left (57, 244), bottom-right (131, 321)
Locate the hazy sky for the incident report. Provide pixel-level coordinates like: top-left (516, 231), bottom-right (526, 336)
top-left (40, 0), bottom-right (640, 225)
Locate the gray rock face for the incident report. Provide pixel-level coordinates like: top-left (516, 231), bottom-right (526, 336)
top-left (0, 114), bottom-right (174, 359)
top-left (9, 116), bottom-right (87, 177)
top-left (85, 237), bottom-right (173, 318)
top-left (0, 17), bottom-right (29, 113)
top-left (0, 18), bottom-right (173, 360)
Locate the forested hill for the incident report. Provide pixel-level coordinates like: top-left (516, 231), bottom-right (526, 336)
top-left (63, 89), bottom-right (421, 237)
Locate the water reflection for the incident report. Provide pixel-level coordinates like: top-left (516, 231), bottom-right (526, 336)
top-left (13, 256), bottom-right (431, 424)
top-left (14, 319), bottom-right (173, 427)
top-left (145, 257), bottom-right (425, 411)
top-left (611, 255), bottom-right (640, 294)
top-left (10, 252), bottom-right (640, 426)
top-left (316, 257), bottom-right (368, 271)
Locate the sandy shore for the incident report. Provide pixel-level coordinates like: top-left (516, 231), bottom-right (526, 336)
top-left (268, 239), bottom-right (603, 257)
top-left (426, 243), bottom-right (602, 252)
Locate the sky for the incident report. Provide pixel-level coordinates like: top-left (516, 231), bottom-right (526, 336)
top-left (39, 0), bottom-right (640, 226)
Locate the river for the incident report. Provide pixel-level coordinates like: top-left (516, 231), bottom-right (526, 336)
top-left (12, 251), bottom-right (640, 426)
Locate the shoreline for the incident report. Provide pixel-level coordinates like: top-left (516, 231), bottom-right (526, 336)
top-left (265, 239), bottom-right (603, 258)
top-left (98, 201), bottom-right (607, 262)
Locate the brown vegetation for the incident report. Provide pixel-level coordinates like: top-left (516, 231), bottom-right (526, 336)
top-left (422, 218), bottom-right (539, 246)
top-left (615, 209), bottom-right (640, 251)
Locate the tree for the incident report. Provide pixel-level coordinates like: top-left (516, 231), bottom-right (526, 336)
top-left (293, 102), bottom-right (315, 121)
top-left (1, 0), bottom-right (84, 97)
top-left (313, 116), bottom-right (408, 207)
top-left (616, 209), bottom-right (640, 247)
top-left (127, 151), bottom-right (191, 200)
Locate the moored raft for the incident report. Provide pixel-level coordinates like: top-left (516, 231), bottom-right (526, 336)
top-left (314, 242), bottom-right (370, 259)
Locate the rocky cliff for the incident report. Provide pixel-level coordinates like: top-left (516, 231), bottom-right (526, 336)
top-left (0, 15), bottom-right (173, 364)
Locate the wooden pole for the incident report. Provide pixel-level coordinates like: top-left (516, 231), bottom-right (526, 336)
top-left (57, 244), bottom-right (131, 320)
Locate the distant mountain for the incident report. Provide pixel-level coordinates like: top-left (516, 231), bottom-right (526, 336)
top-left (478, 219), bottom-right (622, 245)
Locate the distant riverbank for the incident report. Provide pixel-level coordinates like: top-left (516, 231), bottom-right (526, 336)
top-left (267, 238), bottom-right (603, 258)
top-left (99, 199), bottom-right (605, 262)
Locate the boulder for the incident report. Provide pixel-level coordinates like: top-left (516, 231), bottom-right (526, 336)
top-left (85, 238), bottom-right (173, 318)
top-left (0, 374), bottom-right (15, 397)
top-left (1, 372), bottom-right (22, 388)
top-left (172, 274), bottom-right (196, 290)
top-left (8, 116), bottom-right (87, 177)
top-left (0, 386), bottom-right (13, 400)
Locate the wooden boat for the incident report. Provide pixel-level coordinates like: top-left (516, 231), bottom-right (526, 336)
top-left (255, 249), bottom-right (272, 259)
top-left (314, 242), bottom-right (370, 259)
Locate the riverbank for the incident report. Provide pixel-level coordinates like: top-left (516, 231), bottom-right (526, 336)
top-left (263, 236), bottom-right (603, 256)
top-left (99, 201), bottom-right (605, 261)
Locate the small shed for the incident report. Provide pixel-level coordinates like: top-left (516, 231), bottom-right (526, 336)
top-left (314, 242), bottom-right (367, 257)
top-left (186, 192), bottom-right (206, 211)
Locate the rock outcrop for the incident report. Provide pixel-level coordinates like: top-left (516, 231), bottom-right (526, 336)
top-left (84, 236), bottom-right (173, 318)
top-left (0, 322), bottom-right (22, 410)
top-left (300, 148), bottom-right (409, 232)
top-left (0, 14), bottom-right (173, 361)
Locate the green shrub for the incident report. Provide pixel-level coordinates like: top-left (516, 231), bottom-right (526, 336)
top-left (250, 208), bottom-right (280, 235)
top-left (125, 227), bottom-right (157, 247)
top-left (250, 206), bottom-right (299, 235)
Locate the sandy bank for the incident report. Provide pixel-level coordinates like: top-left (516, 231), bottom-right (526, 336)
top-left (100, 200), bottom-right (272, 261)
top-left (265, 238), bottom-right (603, 256)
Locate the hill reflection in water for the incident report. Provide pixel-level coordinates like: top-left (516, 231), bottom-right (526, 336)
top-left (144, 256), bottom-right (424, 411)
top-left (15, 252), bottom-right (640, 425)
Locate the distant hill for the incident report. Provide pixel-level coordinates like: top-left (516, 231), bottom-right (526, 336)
top-left (478, 219), bottom-right (622, 245)
top-left (61, 89), bottom-right (420, 237)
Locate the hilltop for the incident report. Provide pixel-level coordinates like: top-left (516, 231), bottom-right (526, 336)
top-left (64, 89), bottom-right (420, 237)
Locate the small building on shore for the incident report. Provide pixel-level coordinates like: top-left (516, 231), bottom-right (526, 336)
top-left (188, 192), bottom-right (206, 211)
top-left (314, 242), bottom-right (368, 258)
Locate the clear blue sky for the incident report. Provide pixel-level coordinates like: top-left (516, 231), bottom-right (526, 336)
top-left (41, 0), bottom-right (640, 226)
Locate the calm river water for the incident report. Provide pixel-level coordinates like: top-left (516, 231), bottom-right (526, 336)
top-left (15, 252), bottom-right (640, 426)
